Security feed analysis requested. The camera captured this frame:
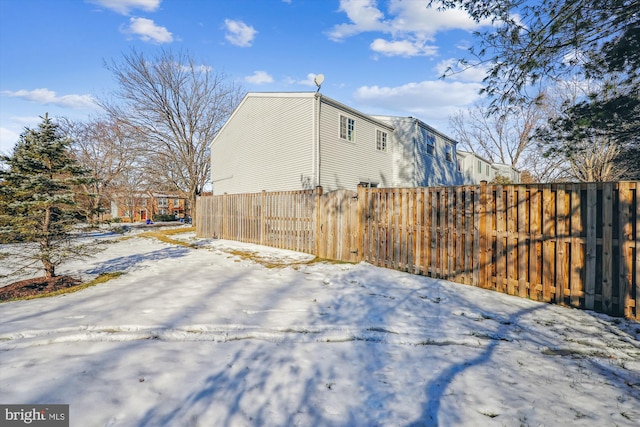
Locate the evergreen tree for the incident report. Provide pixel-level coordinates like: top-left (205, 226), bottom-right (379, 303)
top-left (0, 114), bottom-right (96, 279)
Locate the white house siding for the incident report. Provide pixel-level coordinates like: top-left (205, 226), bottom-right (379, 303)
top-left (372, 116), bottom-right (463, 187)
top-left (492, 163), bottom-right (522, 183)
top-left (211, 93), bottom-right (315, 194)
top-left (457, 151), bottom-right (494, 184)
top-left (318, 98), bottom-right (394, 191)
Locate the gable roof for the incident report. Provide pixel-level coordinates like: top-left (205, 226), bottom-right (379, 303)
top-left (212, 92), bottom-right (394, 147)
top-left (371, 115), bottom-right (459, 145)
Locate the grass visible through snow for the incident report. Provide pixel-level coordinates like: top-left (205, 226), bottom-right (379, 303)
top-left (223, 249), bottom-right (350, 269)
top-left (136, 227), bottom-right (197, 248)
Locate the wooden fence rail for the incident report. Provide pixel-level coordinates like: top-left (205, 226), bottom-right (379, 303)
top-left (197, 182), bottom-right (639, 319)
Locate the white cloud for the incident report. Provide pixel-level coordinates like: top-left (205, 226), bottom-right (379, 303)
top-left (353, 79), bottom-right (483, 123)
top-left (245, 71), bottom-right (274, 85)
top-left (224, 19), bottom-right (257, 47)
top-left (0, 127), bottom-right (20, 154)
top-left (87, 0), bottom-right (160, 15)
top-left (122, 17), bottom-right (173, 43)
top-left (327, 0), bottom-right (387, 41)
top-left (328, 0), bottom-right (487, 57)
top-left (2, 89), bottom-right (97, 110)
top-left (284, 73), bottom-right (320, 87)
top-left (370, 38), bottom-right (438, 57)
top-left (0, 116), bottom-right (45, 154)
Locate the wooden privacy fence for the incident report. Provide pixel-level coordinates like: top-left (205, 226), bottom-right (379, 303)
top-left (195, 188), bottom-right (358, 261)
top-left (197, 182), bottom-right (640, 319)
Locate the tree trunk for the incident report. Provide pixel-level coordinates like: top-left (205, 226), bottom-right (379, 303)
top-left (189, 192), bottom-right (197, 227)
top-left (41, 206), bottom-right (55, 278)
top-left (43, 259), bottom-right (56, 278)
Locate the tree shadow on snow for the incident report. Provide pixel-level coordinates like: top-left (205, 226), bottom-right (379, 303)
top-left (84, 246), bottom-right (191, 275)
top-left (405, 303), bottom-right (546, 427)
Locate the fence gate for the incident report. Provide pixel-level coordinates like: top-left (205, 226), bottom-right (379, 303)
top-left (316, 189), bottom-right (359, 263)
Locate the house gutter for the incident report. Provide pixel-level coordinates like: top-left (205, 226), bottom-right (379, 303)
top-left (314, 93), bottom-right (321, 188)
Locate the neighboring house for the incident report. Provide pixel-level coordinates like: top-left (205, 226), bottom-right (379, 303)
top-left (491, 162), bottom-right (522, 183)
top-left (210, 92), bottom-right (464, 195)
top-left (457, 150), bottom-right (521, 184)
top-left (110, 192), bottom-right (188, 222)
top-left (371, 115), bottom-right (462, 187)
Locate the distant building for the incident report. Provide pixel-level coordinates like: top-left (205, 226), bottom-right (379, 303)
top-left (457, 151), bottom-right (521, 184)
top-left (110, 192), bottom-right (188, 222)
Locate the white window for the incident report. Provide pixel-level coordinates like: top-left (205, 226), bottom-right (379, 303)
top-left (445, 145), bottom-right (453, 162)
top-left (477, 160), bottom-right (482, 173)
top-left (173, 198), bottom-right (180, 207)
top-left (426, 133), bottom-right (435, 156)
top-left (158, 198), bottom-right (168, 208)
top-left (486, 164), bottom-right (490, 176)
top-left (376, 130), bottom-right (387, 151)
top-left (340, 115), bottom-right (355, 142)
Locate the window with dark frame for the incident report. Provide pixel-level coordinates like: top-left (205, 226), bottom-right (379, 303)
top-left (426, 133), bottom-right (435, 156)
top-left (340, 115), bottom-right (355, 142)
top-left (376, 129), bottom-right (387, 151)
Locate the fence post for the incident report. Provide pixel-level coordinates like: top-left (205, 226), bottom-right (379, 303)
top-left (356, 185), bottom-right (367, 263)
top-left (585, 183), bottom-right (597, 309)
top-left (618, 182), bottom-right (633, 317)
top-left (479, 181), bottom-right (489, 289)
top-left (315, 186), bottom-right (323, 258)
top-left (260, 191), bottom-right (266, 246)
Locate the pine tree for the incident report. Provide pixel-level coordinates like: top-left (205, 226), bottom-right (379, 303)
top-left (0, 114), bottom-right (97, 279)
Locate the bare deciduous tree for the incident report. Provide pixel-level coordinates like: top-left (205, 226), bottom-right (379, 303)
top-left (450, 102), bottom-right (540, 166)
top-left (100, 48), bottom-right (244, 223)
top-left (61, 117), bottom-right (140, 223)
top-left (539, 77), bottom-right (630, 182)
top-left (449, 99), bottom-right (561, 182)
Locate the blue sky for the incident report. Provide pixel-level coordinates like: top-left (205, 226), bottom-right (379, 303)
top-left (0, 0), bottom-right (490, 154)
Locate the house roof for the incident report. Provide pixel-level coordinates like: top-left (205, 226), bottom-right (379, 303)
top-left (371, 115), bottom-right (459, 146)
top-left (457, 150), bottom-right (493, 165)
top-left (212, 92), bottom-right (394, 147)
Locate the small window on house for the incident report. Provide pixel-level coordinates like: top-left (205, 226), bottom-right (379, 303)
top-left (486, 164), bottom-right (490, 176)
top-left (426, 133), bottom-right (435, 156)
top-left (376, 130), bottom-right (387, 151)
top-left (445, 145), bottom-right (453, 162)
top-left (457, 159), bottom-right (462, 171)
top-left (173, 198), bottom-right (180, 207)
top-left (477, 160), bottom-right (482, 173)
top-left (158, 198), bottom-right (168, 208)
top-left (340, 115), bottom-right (355, 142)
top-left (159, 208), bottom-right (168, 215)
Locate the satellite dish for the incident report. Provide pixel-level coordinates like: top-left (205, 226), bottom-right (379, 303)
top-left (314, 74), bottom-right (324, 92)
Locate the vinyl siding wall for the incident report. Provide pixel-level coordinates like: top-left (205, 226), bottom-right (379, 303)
top-left (211, 94), bottom-right (315, 194)
top-left (373, 116), bottom-right (463, 187)
top-left (318, 100), bottom-right (393, 190)
top-left (457, 151), bottom-right (494, 184)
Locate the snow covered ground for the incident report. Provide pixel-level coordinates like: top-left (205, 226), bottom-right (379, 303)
top-left (1, 229), bottom-right (639, 426)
